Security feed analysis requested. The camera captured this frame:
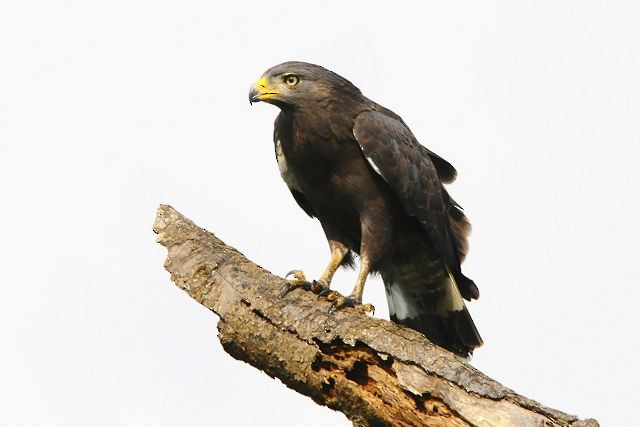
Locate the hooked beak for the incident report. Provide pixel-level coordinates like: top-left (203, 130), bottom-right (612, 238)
top-left (249, 76), bottom-right (282, 104)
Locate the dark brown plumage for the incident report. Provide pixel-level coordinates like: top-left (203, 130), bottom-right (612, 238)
top-left (249, 61), bottom-right (482, 356)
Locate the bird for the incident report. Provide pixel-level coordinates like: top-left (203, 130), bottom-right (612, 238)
top-left (249, 61), bottom-right (482, 357)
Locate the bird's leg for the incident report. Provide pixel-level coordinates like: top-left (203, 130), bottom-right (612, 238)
top-left (350, 255), bottom-right (370, 303)
top-left (324, 214), bottom-right (386, 314)
top-left (325, 255), bottom-right (375, 315)
top-left (280, 240), bottom-right (348, 297)
top-left (315, 240), bottom-right (349, 291)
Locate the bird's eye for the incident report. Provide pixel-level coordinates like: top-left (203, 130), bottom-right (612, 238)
top-left (284, 74), bottom-right (299, 87)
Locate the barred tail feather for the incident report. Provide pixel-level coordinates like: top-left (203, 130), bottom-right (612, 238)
top-left (383, 266), bottom-right (483, 357)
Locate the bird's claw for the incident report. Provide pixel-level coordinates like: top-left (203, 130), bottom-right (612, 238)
top-left (281, 271), bottom-right (374, 316)
top-left (317, 288), bottom-right (334, 298)
top-left (281, 269), bottom-right (333, 297)
top-left (280, 270), bottom-right (312, 297)
top-left (324, 291), bottom-right (375, 315)
top-left (285, 270), bottom-right (308, 282)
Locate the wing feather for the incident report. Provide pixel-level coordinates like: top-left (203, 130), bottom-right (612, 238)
top-left (353, 110), bottom-right (457, 269)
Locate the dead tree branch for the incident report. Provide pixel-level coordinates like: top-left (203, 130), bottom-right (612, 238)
top-left (153, 204), bottom-right (598, 427)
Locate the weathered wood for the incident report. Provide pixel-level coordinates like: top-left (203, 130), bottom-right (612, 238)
top-left (153, 204), bottom-right (598, 427)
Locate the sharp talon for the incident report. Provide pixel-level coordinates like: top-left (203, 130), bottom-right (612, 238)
top-left (359, 303), bottom-right (375, 315)
top-left (318, 288), bottom-right (333, 297)
top-left (323, 291), bottom-right (347, 315)
top-left (281, 269), bottom-right (312, 297)
top-left (285, 269), bottom-right (307, 282)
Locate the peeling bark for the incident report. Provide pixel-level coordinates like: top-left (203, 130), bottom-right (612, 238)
top-left (153, 204), bottom-right (598, 427)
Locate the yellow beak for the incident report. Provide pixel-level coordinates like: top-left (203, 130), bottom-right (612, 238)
top-left (249, 76), bottom-right (282, 104)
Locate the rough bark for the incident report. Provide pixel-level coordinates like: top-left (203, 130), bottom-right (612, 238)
top-left (153, 204), bottom-right (598, 427)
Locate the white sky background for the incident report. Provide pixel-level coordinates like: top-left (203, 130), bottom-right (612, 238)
top-left (1, 1), bottom-right (639, 425)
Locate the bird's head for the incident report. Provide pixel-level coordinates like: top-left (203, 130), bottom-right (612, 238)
top-left (248, 61), bottom-right (361, 109)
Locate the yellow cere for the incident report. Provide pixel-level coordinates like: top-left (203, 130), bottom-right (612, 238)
top-left (255, 76), bottom-right (269, 89)
top-left (253, 76), bottom-right (281, 100)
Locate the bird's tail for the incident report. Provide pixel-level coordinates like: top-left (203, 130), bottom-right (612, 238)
top-left (383, 260), bottom-right (483, 357)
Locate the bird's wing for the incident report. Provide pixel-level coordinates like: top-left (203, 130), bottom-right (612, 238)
top-left (353, 110), bottom-right (456, 268)
top-left (424, 147), bottom-right (457, 184)
top-left (274, 113), bottom-right (315, 218)
top-left (371, 106), bottom-right (458, 184)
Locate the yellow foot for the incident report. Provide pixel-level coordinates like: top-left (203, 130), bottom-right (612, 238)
top-left (280, 270), bottom-right (329, 297)
top-left (323, 290), bottom-right (375, 315)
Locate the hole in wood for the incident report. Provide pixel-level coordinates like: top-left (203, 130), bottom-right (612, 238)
top-left (346, 360), bottom-right (369, 385)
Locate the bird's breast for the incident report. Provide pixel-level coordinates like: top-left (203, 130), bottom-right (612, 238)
top-left (277, 112), bottom-right (381, 209)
